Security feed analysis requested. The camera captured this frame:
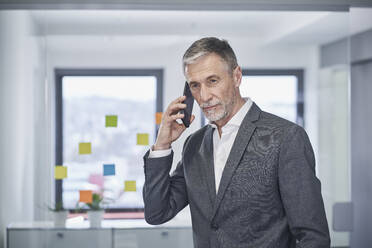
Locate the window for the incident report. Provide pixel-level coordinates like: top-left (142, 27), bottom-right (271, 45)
top-left (201, 69), bottom-right (304, 127)
top-left (55, 69), bottom-right (163, 212)
top-left (241, 69), bottom-right (304, 125)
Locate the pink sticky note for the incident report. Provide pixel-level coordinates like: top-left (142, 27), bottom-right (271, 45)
top-left (89, 174), bottom-right (104, 189)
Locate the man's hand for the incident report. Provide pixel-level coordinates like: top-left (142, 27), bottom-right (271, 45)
top-left (153, 96), bottom-right (195, 150)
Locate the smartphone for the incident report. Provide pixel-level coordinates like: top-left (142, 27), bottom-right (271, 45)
top-left (181, 81), bottom-right (194, 128)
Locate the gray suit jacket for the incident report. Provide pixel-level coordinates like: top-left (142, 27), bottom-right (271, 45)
top-left (143, 103), bottom-right (330, 248)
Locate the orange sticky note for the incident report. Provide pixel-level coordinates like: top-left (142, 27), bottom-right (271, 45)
top-left (155, 112), bottom-right (162, 125)
top-left (79, 190), bottom-right (93, 203)
top-left (79, 142), bottom-right (91, 155)
top-left (124, 180), bottom-right (137, 192)
top-left (55, 166), bottom-right (67, 179)
top-left (137, 133), bottom-right (149, 146)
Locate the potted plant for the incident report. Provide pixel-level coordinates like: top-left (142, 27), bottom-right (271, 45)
top-left (48, 201), bottom-right (68, 227)
top-left (86, 193), bottom-right (105, 228)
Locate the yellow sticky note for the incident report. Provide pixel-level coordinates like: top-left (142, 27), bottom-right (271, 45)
top-left (105, 115), bottom-right (118, 127)
top-left (124, 180), bottom-right (137, 192)
top-left (79, 142), bottom-right (91, 155)
top-left (137, 133), bottom-right (149, 146)
top-left (155, 112), bottom-right (162, 125)
top-left (79, 190), bottom-right (93, 203)
top-left (55, 166), bottom-right (67, 179)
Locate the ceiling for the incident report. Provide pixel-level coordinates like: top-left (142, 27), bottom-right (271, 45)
top-left (30, 9), bottom-right (372, 47)
top-left (2, 0), bottom-right (372, 11)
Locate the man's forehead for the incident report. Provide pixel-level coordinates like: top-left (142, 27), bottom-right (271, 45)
top-left (187, 53), bottom-right (224, 67)
top-left (185, 53), bottom-right (228, 81)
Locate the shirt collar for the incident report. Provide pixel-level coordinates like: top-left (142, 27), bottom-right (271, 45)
top-left (209, 97), bottom-right (253, 131)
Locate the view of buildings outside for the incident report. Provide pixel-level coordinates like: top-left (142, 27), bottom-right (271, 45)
top-left (62, 76), bottom-right (156, 209)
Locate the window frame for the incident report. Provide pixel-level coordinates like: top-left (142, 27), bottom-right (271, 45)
top-left (55, 68), bottom-right (163, 213)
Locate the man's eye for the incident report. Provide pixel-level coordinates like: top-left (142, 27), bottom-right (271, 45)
top-left (190, 84), bottom-right (199, 89)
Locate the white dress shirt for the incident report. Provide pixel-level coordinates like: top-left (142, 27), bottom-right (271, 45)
top-left (149, 98), bottom-right (253, 193)
top-left (209, 98), bottom-right (252, 192)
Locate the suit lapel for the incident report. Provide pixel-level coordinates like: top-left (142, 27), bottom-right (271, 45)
top-left (200, 126), bottom-right (217, 205)
top-left (211, 103), bottom-right (261, 220)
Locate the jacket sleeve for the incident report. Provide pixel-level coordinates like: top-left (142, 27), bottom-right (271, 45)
top-left (142, 140), bottom-right (189, 225)
top-left (278, 125), bottom-right (330, 247)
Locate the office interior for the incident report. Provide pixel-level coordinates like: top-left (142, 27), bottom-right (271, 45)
top-left (0, 1), bottom-right (372, 248)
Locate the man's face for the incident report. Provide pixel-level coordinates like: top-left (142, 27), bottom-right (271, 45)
top-left (185, 53), bottom-right (241, 124)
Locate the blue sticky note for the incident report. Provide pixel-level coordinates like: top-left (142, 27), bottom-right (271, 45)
top-left (103, 164), bottom-right (115, 176)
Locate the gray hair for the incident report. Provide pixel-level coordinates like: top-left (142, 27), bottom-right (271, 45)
top-left (182, 37), bottom-right (238, 75)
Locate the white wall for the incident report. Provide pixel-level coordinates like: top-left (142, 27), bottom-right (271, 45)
top-left (0, 11), bottom-right (45, 248)
top-left (41, 35), bottom-right (320, 223)
top-left (0, 9), bottom-right (323, 243)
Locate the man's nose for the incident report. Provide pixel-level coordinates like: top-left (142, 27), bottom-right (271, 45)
top-left (200, 84), bottom-right (212, 102)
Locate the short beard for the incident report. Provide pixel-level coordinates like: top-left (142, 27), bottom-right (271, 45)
top-left (202, 90), bottom-right (236, 123)
top-left (204, 107), bottom-right (228, 122)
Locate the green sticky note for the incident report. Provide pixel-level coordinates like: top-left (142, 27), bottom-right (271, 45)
top-left (55, 166), bottom-right (67, 179)
top-left (105, 115), bottom-right (118, 127)
top-left (137, 133), bottom-right (149, 146)
top-left (79, 142), bottom-right (91, 155)
top-left (124, 180), bottom-right (137, 192)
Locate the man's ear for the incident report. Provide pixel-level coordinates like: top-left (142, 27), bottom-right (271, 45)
top-left (233, 66), bottom-right (242, 87)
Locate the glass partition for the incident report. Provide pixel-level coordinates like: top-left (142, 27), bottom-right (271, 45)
top-left (348, 7), bottom-right (372, 247)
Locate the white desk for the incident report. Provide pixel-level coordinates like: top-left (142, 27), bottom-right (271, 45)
top-left (7, 220), bottom-right (193, 248)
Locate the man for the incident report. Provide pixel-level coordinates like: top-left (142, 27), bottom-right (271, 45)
top-left (143, 37), bottom-right (330, 248)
